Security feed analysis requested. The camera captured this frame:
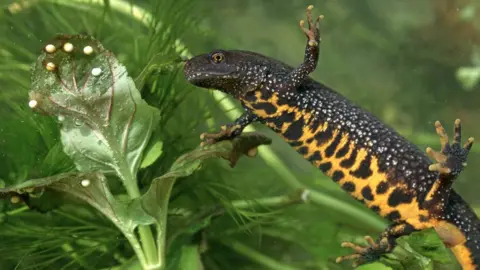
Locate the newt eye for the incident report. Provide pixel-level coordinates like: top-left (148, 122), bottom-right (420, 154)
top-left (210, 52), bottom-right (225, 64)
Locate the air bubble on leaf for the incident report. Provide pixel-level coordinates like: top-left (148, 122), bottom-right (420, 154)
top-left (57, 114), bottom-right (65, 122)
top-left (74, 119), bottom-right (84, 126)
top-left (10, 196), bottom-right (20, 204)
top-left (46, 62), bottom-right (56, 71)
top-left (63, 42), bottom-right (74, 53)
top-left (83, 46), bottom-right (93, 55)
top-left (28, 100), bottom-right (38, 108)
top-left (81, 179), bottom-right (90, 187)
top-left (45, 44), bottom-right (56, 53)
top-left (91, 67), bottom-right (102, 76)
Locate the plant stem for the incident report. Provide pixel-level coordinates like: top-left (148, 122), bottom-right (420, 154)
top-left (117, 163), bottom-right (159, 269)
top-left (220, 239), bottom-right (298, 270)
top-left (61, 242), bottom-right (90, 269)
top-left (138, 227), bottom-right (159, 268)
top-left (229, 192), bottom-right (303, 209)
top-left (123, 231), bottom-right (149, 269)
top-left (155, 178), bottom-right (177, 269)
top-left (4, 205), bottom-right (29, 215)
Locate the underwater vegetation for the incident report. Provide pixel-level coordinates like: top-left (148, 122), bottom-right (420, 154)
top-left (0, 0), bottom-right (479, 269)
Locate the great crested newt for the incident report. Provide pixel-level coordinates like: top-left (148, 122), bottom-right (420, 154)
top-left (183, 5), bottom-right (479, 269)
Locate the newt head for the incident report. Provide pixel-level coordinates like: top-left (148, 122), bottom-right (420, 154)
top-left (184, 49), bottom-right (289, 98)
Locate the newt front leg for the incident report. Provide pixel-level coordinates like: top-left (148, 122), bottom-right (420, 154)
top-left (278, 5), bottom-right (323, 94)
top-left (423, 119), bottom-right (474, 217)
top-left (426, 119), bottom-right (473, 177)
top-left (200, 110), bottom-right (258, 146)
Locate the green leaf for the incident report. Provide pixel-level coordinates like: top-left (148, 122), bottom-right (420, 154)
top-left (0, 172), bottom-right (154, 234)
top-left (165, 210), bottom-right (216, 270)
top-left (140, 132), bottom-right (272, 225)
top-left (136, 132), bottom-right (271, 262)
top-left (140, 140), bottom-right (163, 169)
top-left (29, 34), bottom-right (160, 179)
top-left (178, 245), bottom-right (204, 270)
top-left (38, 141), bottom-right (75, 175)
top-left (397, 229), bottom-right (454, 265)
top-left (361, 229), bottom-right (457, 270)
top-left (356, 262), bottom-right (393, 270)
top-left (167, 211), bottom-right (216, 256)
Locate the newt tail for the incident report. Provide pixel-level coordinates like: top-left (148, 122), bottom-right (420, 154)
top-left (183, 5), bottom-right (479, 269)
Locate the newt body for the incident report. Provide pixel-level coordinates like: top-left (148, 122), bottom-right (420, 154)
top-left (184, 5), bottom-right (479, 269)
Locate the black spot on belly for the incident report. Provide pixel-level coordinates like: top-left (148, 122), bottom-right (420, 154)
top-left (361, 186), bottom-right (374, 201)
top-left (340, 148), bottom-right (357, 169)
top-left (309, 119), bottom-right (321, 134)
top-left (335, 141), bottom-right (350, 158)
top-left (267, 112), bottom-right (295, 130)
top-left (377, 160), bottom-right (388, 173)
top-left (280, 111), bottom-right (295, 123)
top-left (386, 210), bottom-right (401, 221)
top-left (298, 146), bottom-right (309, 155)
top-left (306, 138), bottom-right (314, 144)
top-left (388, 188), bottom-right (414, 207)
top-left (350, 155), bottom-right (373, 179)
top-left (283, 118), bottom-right (305, 141)
top-left (243, 91), bottom-right (258, 102)
top-left (376, 181), bottom-right (389, 194)
top-left (289, 141), bottom-right (303, 147)
top-left (252, 102), bottom-right (277, 115)
top-left (269, 120), bottom-right (283, 130)
top-left (260, 89), bottom-right (273, 100)
top-left (419, 215), bottom-right (429, 222)
top-left (314, 127), bottom-right (333, 147)
top-left (342, 182), bottom-right (356, 192)
top-left (319, 162), bottom-right (332, 173)
top-left (307, 151), bottom-right (322, 163)
top-left (332, 171), bottom-right (344, 182)
top-left (401, 223), bottom-right (416, 234)
top-left (276, 96), bottom-right (291, 106)
top-left (325, 131), bottom-right (342, 158)
top-left (370, 205), bottom-right (381, 214)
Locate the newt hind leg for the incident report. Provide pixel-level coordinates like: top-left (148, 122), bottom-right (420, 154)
top-left (336, 235), bottom-right (389, 267)
top-left (336, 223), bottom-right (415, 267)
